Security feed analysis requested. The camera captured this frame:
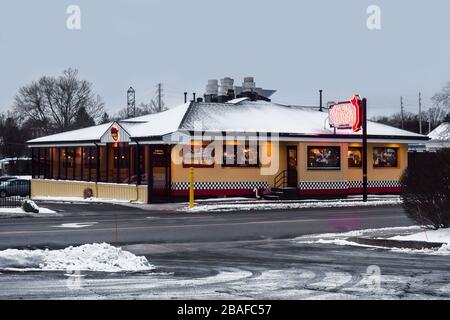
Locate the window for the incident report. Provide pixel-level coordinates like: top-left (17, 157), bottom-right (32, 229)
top-left (222, 140), bottom-right (259, 167)
top-left (307, 146), bottom-right (341, 170)
top-left (373, 147), bottom-right (398, 168)
top-left (348, 147), bottom-right (362, 168)
top-left (183, 142), bottom-right (215, 168)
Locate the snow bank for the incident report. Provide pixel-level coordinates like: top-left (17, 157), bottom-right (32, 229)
top-left (181, 198), bottom-right (403, 212)
top-left (390, 228), bottom-right (450, 244)
top-left (0, 243), bottom-right (154, 272)
top-left (33, 195), bottom-right (138, 204)
top-left (0, 207), bottom-right (58, 218)
top-left (296, 226), bottom-right (450, 256)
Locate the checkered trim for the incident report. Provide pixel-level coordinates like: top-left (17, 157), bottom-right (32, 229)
top-left (171, 181), bottom-right (269, 191)
top-left (298, 181), bottom-right (348, 190)
top-left (299, 180), bottom-right (401, 190)
top-left (347, 181), bottom-right (363, 188)
top-left (368, 180), bottom-right (402, 188)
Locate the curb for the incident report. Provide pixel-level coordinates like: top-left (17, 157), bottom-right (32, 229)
top-left (347, 237), bottom-right (444, 249)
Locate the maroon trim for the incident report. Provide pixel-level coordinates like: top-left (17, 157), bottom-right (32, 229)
top-left (299, 187), bottom-right (402, 196)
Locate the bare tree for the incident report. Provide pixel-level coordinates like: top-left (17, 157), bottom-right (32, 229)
top-left (115, 101), bottom-right (165, 120)
top-left (13, 68), bottom-right (104, 134)
top-left (432, 82), bottom-right (450, 109)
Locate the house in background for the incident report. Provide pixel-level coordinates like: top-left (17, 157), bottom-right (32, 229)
top-left (27, 77), bottom-right (429, 203)
top-left (426, 122), bottom-right (450, 151)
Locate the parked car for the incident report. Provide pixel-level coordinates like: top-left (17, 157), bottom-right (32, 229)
top-left (0, 179), bottom-right (30, 198)
top-left (0, 176), bottom-right (18, 182)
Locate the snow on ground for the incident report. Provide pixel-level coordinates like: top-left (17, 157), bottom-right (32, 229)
top-left (295, 226), bottom-right (450, 256)
top-left (390, 228), bottom-right (450, 244)
top-left (33, 196), bottom-right (140, 204)
top-left (0, 206), bottom-right (58, 218)
top-left (180, 198), bottom-right (403, 213)
top-left (0, 243), bottom-right (154, 272)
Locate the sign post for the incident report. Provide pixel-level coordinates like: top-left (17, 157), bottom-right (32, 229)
top-left (189, 167), bottom-right (194, 209)
top-left (329, 95), bottom-right (368, 202)
top-left (361, 98), bottom-right (368, 202)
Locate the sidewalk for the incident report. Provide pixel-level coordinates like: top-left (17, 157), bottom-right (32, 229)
top-left (33, 195), bottom-right (403, 213)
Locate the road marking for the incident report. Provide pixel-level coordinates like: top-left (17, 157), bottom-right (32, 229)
top-left (52, 222), bottom-right (98, 229)
top-left (0, 215), bottom-right (404, 236)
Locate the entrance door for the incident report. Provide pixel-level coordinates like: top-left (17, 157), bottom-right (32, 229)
top-left (287, 146), bottom-right (298, 188)
top-left (148, 145), bottom-right (170, 203)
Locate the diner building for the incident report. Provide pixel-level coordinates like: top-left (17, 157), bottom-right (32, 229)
top-left (27, 78), bottom-right (429, 203)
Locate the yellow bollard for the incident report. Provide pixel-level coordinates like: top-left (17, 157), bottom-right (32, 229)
top-left (189, 167), bottom-right (194, 208)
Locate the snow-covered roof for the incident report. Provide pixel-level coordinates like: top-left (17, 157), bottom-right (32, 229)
top-left (28, 122), bottom-right (114, 144)
top-left (28, 99), bottom-right (427, 145)
top-left (428, 122), bottom-right (450, 141)
top-left (123, 102), bottom-right (190, 138)
top-left (179, 100), bottom-right (426, 138)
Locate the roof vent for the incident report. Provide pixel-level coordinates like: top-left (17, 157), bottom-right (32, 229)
top-left (205, 79), bottom-right (219, 95)
top-left (242, 77), bottom-right (256, 92)
top-left (219, 77), bottom-right (234, 96)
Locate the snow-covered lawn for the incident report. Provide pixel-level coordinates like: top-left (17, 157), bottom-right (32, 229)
top-left (180, 198), bottom-right (403, 213)
top-left (0, 243), bottom-right (154, 272)
top-left (295, 226), bottom-right (450, 256)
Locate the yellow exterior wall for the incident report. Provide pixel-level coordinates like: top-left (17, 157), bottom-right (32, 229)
top-left (171, 141), bottom-right (288, 187)
top-left (299, 142), bottom-right (408, 182)
top-left (171, 141), bottom-right (409, 186)
top-left (31, 179), bottom-right (147, 203)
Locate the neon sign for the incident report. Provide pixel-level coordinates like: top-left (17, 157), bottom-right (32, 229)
top-left (110, 124), bottom-right (120, 141)
top-left (329, 95), bottom-right (362, 132)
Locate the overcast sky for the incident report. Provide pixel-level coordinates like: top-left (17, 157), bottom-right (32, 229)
top-left (1, 0), bottom-right (449, 118)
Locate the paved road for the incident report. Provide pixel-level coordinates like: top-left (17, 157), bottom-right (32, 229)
top-left (2, 203), bottom-right (449, 299)
top-left (0, 202), bottom-right (412, 249)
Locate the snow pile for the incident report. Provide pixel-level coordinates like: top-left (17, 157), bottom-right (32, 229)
top-left (296, 226), bottom-right (450, 256)
top-left (0, 206), bottom-right (58, 218)
top-left (181, 198), bottom-right (402, 212)
top-left (33, 195), bottom-right (135, 204)
top-left (0, 243), bottom-right (154, 272)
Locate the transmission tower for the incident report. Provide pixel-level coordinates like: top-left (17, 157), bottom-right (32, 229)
top-left (127, 87), bottom-right (136, 117)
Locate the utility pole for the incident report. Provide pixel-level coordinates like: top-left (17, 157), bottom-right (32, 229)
top-left (319, 90), bottom-right (323, 112)
top-left (419, 92), bottom-right (422, 134)
top-left (157, 83), bottom-right (163, 112)
top-left (400, 96), bottom-right (404, 129)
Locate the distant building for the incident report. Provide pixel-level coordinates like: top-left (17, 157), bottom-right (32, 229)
top-left (426, 122), bottom-right (450, 151)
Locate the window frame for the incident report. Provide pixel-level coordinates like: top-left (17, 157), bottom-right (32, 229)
top-left (221, 140), bottom-right (260, 168)
top-left (347, 147), bottom-right (363, 169)
top-left (372, 147), bottom-right (399, 168)
top-left (307, 145), bottom-right (341, 170)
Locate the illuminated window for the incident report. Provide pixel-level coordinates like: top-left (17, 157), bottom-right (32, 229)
top-left (183, 142), bottom-right (215, 168)
top-left (222, 140), bottom-right (259, 167)
top-left (348, 147), bottom-right (362, 168)
top-left (307, 146), bottom-right (341, 170)
top-left (373, 147), bottom-right (398, 168)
